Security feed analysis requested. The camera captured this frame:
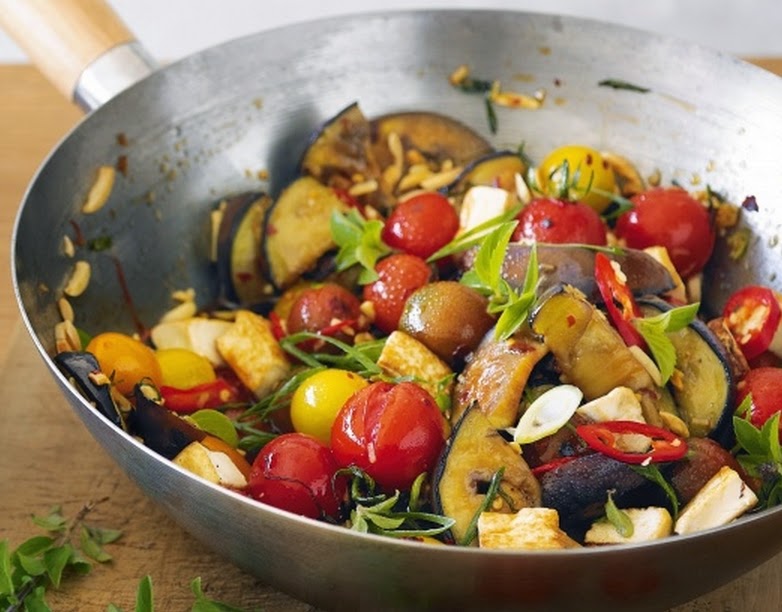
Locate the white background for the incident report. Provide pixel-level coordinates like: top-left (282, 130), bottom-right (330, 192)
top-left (1, 0), bottom-right (781, 62)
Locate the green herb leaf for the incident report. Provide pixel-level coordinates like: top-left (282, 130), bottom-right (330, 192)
top-left (135, 575), bottom-right (154, 612)
top-left (43, 544), bottom-right (72, 588)
top-left (604, 490), bottom-right (634, 538)
top-left (79, 526), bottom-right (112, 563)
top-left (631, 464), bottom-right (680, 520)
top-left (188, 409), bottom-right (239, 448)
top-left (598, 79), bottom-right (651, 93)
top-left (460, 467), bottom-right (505, 546)
top-left (633, 302), bottom-right (700, 384)
top-left (31, 507), bottom-right (67, 533)
top-left (190, 577), bottom-right (249, 612)
top-left (0, 540), bottom-right (14, 598)
top-left (83, 525), bottom-right (123, 545)
top-left (734, 414), bottom-right (766, 456)
top-left (21, 585), bottom-right (49, 612)
top-left (484, 97), bottom-right (498, 134)
top-left (330, 209), bottom-right (391, 284)
top-left (87, 235), bottom-right (113, 251)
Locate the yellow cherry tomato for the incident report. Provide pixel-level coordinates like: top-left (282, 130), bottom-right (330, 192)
top-left (86, 332), bottom-right (163, 395)
top-left (156, 347), bottom-right (216, 390)
top-left (290, 369), bottom-right (369, 445)
top-left (537, 144), bottom-right (617, 213)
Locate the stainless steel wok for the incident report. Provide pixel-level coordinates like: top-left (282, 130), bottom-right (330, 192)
top-left (5, 2), bottom-right (782, 610)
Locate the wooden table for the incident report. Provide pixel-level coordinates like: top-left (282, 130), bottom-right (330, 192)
top-left (2, 60), bottom-right (782, 611)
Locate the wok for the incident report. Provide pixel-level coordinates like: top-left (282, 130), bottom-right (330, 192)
top-left (5, 1), bottom-right (782, 610)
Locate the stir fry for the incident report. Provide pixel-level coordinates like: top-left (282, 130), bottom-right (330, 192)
top-left (53, 101), bottom-right (782, 550)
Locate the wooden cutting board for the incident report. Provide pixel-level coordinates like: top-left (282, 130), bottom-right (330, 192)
top-left (2, 61), bottom-right (782, 611)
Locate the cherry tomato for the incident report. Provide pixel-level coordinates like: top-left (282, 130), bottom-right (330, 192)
top-left (736, 367), bottom-right (782, 432)
top-left (86, 331), bottom-right (163, 395)
top-left (247, 433), bottom-right (346, 519)
top-left (156, 347), bottom-right (216, 389)
top-left (512, 197), bottom-right (607, 245)
top-left (287, 283), bottom-right (364, 341)
top-left (381, 192), bottom-right (459, 259)
top-left (290, 369), bottom-right (369, 444)
top-left (537, 145), bottom-right (616, 213)
top-left (723, 285), bottom-right (782, 361)
top-left (362, 253), bottom-right (432, 334)
top-left (614, 187), bottom-right (715, 279)
top-left (330, 381), bottom-right (446, 491)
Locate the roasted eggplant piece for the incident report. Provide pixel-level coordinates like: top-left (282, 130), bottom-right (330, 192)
top-left (638, 297), bottom-right (734, 440)
top-left (264, 176), bottom-right (349, 290)
top-left (300, 102), bottom-right (378, 191)
top-left (446, 150), bottom-right (526, 195)
top-left (127, 385), bottom-right (206, 460)
top-left (54, 351), bottom-right (124, 429)
top-left (214, 192), bottom-right (273, 307)
top-left (539, 452), bottom-right (649, 528)
top-left (462, 244), bottom-right (675, 302)
top-left (529, 285), bottom-right (665, 426)
top-left (370, 111), bottom-right (493, 172)
top-left (432, 406), bottom-right (541, 545)
top-left (451, 328), bottom-right (549, 428)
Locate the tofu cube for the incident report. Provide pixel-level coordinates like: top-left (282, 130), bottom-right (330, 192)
top-left (377, 331), bottom-right (453, 400)
top-left (151, 317), bottom-right (233, 367)
top-left (216, 310), bottom-right (291, 398)
top-left (478, 508), bottom-right (580, 550)
top-left (585, 507), bottom-right (673, 545)
top-left (173, 441), bottom-right (248, 489)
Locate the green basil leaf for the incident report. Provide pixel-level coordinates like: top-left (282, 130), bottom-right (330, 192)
top-left (15, 536), bottom-right (54, 557)
top-left (630, 464), bottom-right (680, 520)
top-left (605, 491), bottom-right (634, 538)
top-left (0, 540), bottom-right (14, 598)
top-left (83, 525), bottom-right (123, 545)
top-left (733, 416), bottom-right (767, 456)
top-left (188, 409), bottom-right (239, 448)
top-left (135, 575), bottom-right (154, 612)
top-left (15, 551), bottom-right (47, 577)
top-left (22, 584), bottom-right (50, 612)
top-left (190, 577), bottom-right (248, 612)
top-left (80, 527), bottom-right (112, 563)
top-left (43, 544), bottom-right (72, 587)
top-left (30, 507), bottom-right (67, 533)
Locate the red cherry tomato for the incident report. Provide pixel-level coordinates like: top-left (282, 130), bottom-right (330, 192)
top-left (512, 197), bottom-right (607, 246)
top-left (736, 367), bottom-right (782, 432)
top-left (247, 433), bottom-right (346, 519)
top-left (287, 283), bottom-right (364, 340)
top-left (330, 381), bottom-right (446, 491)
top-left (381, 192), bottom-right (459, 259)
top-left (614, 187), bottom-right (715, 278)
top-left (723, 285), bottom-right (782, 361)
top-left (362, 254), bottom-right (432, 334)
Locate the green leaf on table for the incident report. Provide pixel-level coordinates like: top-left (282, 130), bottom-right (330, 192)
top-left (0, 540), bottom-right (13, 598)
top-left (80, 527), bottom-right (112, 563)
top-left (190, 577), bottom-right (250, 612)
top-left (135, 575), bottom-right (154, 612)
top-left (31, 507), bottom-right (67, 533)
top-left (43, 544), bottom-right (73, 587)
top-left (22, 584), bottom-right (50, 612)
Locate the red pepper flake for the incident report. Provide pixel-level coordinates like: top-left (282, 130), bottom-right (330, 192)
top-left (741, 195), bottom-right (759, 212)
top-left (566, 314), bottom-right (577, 328)
top-left (116, 132), bottom-right (128, 147)
top-left (116, 154), bottom-right (128, 177)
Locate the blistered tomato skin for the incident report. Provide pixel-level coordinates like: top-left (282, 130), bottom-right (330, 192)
top-left (290, 369), bottom-right (369, 445)
top-left (247, 433), bottom-right (346, 519)
top-left (381, 192), bottom-right (459, 259)
top-left (736, 367), bottom-right (782, 432)
top-left (330, 381), bottom-right (446, 491)
top-left (512, 197), bottom-right (607, 245)
top-left (615, 187), bottom-right (715, 279)
top-left (287, 283), bottom-right (364, 338)
top-left (85, 332), bottom-right (163, 395)
top-left (362, 253), bottom-right (432, 334)
top-left (537, 145), bottom-right (617, 213)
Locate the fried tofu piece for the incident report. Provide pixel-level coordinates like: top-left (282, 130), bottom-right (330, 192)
top-left (173, 441), bottom-right (247, 489)
top-left (585, 507), bottom-right (673, 545)
top-left (151, 317), bottom-right (233, 367)
top-left (377, 331), bottom-right (453, 399)
top-left (216, 310), bottom-right (290, 398)
top-left (674, 466), bottom-right (758, 535)
top-left (478, 508), bottom-right (580, 550)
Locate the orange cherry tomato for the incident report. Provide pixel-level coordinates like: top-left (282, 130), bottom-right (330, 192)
top-left (86, 332), bottom-right (163, 395)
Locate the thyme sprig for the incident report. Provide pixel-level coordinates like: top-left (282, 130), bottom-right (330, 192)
top-left (459, 467), bottom-right (505, 546)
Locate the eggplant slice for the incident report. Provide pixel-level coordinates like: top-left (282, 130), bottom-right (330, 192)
top-left (446, 150), bottom-right (527, 195)
top-left (54, 351), bottom-right (124, 429)
top-left (638, 297), bottom-right (734, 440)
top-left (432, 406), bottom-right (541, 545)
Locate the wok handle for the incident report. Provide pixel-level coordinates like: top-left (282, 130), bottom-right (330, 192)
top-left (0, 0), bottom-right (158, 111)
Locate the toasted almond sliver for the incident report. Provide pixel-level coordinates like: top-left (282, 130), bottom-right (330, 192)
top-left (63, 260), bottom-right (91, 297)
top-left (82, 165), bottom-right (116, 214)
top-left (348, 179), bottom-right (379, 197)
top-left (57, 297), bottom-right (75, 323)
top-left (159, 299), bottom-right (198, 324)
top-left (54, 319), bottom-right (81, 353)
top-left (420, 167), bottom-right (463, 191)
top-left (62, 235), bottom-right (75, 258)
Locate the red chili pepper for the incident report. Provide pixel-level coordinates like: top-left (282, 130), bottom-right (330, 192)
top-left (594, 252), bottom-right (646, 348)
top-left (269, 311), bottom-right (287, 341)
top-left (722, 285), bottom-right (782, 361)
top-left (576, 420), bottom-right (687, 464)
top-left (531, 455), bottom-right (579, 476)
top-left (160, 378), bottom-right (243, 413)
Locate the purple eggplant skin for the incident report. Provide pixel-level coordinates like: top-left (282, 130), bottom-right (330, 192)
top-left (539, 453), bottom-right (649, 529)
top-left (444, 150), bottom-right (526, 195)
top-left (54, 351), bottom-right (124, 430)
top-left (462, 244), bottom-right (676, 302)
top-left (127, 386), bottom-right (205, 460)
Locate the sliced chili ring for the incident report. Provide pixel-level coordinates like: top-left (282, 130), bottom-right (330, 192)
top-left (594, 252), bottom-right (646, 348)
top-left (576, 420), bottom-right (687, 464)
top-left (722, 285), bottom-right (782, 361)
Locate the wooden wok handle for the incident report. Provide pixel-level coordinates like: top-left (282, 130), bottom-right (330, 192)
top-left (0, 0), bottom-right (156, 109)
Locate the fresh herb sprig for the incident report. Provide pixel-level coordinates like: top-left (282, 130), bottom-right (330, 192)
top-left (630, 463), bottom-right (681, 520)
top-left (459, 467), bottom-right (505, 546)
top-left (733, 405), bottom-right (782, 509)
top-left (598, 79), bottom-right (651, 93)
top-left (110, 575), bottom-right (255, 612)
top-left (460, 222), bottom-right (539, 341)
top-left (604, 490), bottom-right (634, 538)
top-left (1, 501), bottom-right (121, 612)
top-left (632, 302), bottom-right (700, 384)
top-left (346, 470), bottom-right (454, 538)
top-left (330, 209), bottom-right (391, 284)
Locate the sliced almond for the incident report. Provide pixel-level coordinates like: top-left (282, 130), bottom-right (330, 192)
top-left (82, 165), bottom-right (116, 214)
top-left (63, 260), bottom-right (91, 297)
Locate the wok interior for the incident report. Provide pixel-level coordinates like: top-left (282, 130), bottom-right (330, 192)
top-left (12, 10), bottom-right (782, 611)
